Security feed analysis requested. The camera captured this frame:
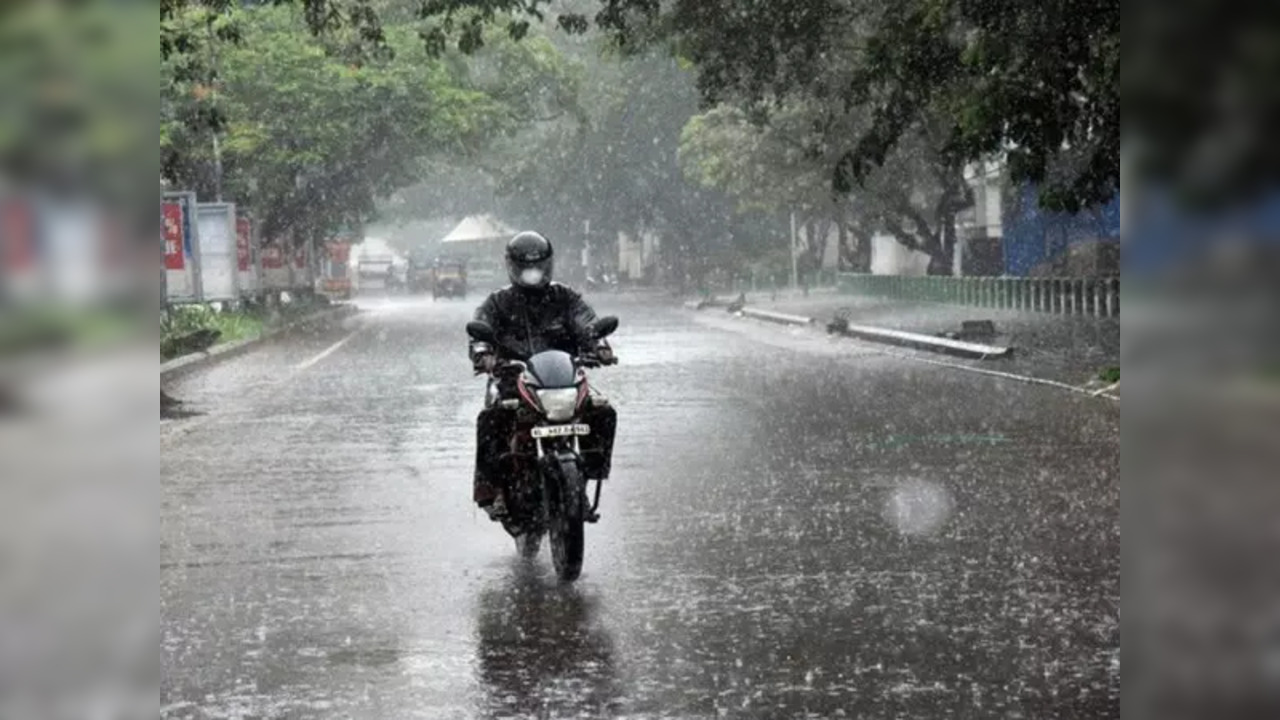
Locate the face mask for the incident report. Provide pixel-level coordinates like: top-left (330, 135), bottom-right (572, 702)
top-left (520, 267), bottom-right (545, 286)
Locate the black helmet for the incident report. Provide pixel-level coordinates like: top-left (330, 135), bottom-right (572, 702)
top-left (505, 231), bottom-right (553, 290)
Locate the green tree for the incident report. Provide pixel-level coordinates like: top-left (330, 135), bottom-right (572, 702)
top-left (593, 0), bottom-right (1118, 213)
top-left (680, 101), bottom-right (973, 274)
top-left (1, 2), bottom-right (154, 204)
top-left (161, 4), bottom-right (517, 248)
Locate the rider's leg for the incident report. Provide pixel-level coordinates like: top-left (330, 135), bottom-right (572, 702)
top-left (581, 400), bottom-right (616, 480)
top-left (474, 407), bottom-right (507, 506)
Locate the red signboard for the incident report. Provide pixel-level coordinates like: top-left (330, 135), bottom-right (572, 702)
top-left (261, 244), bottom-right (284, 270)
top-left (162, 202), bottom-right (185, 270)
top-left (2, 198), bottom-right (35, 271)
top-left (326, 241), bottom-right (351, 264)
top-left (235, 217), bottom-right (252, 271)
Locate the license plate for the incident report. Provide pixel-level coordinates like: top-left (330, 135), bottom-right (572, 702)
top-left (531, 424), bottom-right (591, 438)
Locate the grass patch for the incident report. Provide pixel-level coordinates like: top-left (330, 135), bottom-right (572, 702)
top-left (1, 306), bottom-right (140, 357)
top-left (160, 296), bottom-right (334, 360)
top-left (161, 305), bottom-right (263, 360)
top-left (1098, 366), bottom-right (1120, 384)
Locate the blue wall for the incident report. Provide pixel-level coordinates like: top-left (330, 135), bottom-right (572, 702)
top-left (1122, 189), bottom-right (1280, 275)
top-left (1001, 185), bottom-right (1121, 276)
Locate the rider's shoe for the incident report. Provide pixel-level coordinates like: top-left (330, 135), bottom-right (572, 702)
top-left (481, 494), bottom-right (509, 521)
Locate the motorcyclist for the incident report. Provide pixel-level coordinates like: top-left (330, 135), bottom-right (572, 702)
top-left (469, 231), bottom-right (618, 520)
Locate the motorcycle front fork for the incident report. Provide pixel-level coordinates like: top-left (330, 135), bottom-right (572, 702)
top-left (535, 437), bottom-right (602, 523)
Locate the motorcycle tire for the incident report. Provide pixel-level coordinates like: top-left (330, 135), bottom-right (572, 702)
top-left (547, 457), bottom-right (585, 582)
top-left (514, 531), bottom-right (543, 559)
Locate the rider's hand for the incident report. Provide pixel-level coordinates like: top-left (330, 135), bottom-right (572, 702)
top-left (473, 353), bottom-right (497, 374)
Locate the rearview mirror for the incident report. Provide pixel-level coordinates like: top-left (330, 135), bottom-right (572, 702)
top-left (466, 321), bottom-right (497, 344)
top-left (592, 316), bottom-right (619, 339)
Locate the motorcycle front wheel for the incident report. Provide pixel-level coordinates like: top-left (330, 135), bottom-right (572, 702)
top-left (547, 459), bottom-right (585, 582)
top-left (513, 530), bottom-right (543, 559)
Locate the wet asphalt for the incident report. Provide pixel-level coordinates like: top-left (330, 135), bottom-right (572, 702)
top-left (161, 292), bottom-right (1119, 719)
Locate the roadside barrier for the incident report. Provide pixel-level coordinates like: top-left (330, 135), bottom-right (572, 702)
top-left (837, 274), bottom-right (1120, 318)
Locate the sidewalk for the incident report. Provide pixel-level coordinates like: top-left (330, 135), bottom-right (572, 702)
top-left (726, 292), bottom-right (1120, 386)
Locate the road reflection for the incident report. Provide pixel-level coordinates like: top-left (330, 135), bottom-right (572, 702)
top-left (474, 562), bottom-right (622, 718)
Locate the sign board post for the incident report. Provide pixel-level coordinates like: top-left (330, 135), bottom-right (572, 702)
top-left (194, 202), bottom-right (240, 302)
top-left (162, 191), bottom-right (202, 302)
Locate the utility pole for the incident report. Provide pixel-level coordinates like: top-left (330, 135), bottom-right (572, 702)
top-left (789, 211), bottom-right (799, 291)
top-left (205, 20), bottom-right (224, 202)
top-left (212, 134), bottom-right (223, 202)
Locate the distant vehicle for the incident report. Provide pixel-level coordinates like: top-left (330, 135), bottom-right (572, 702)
top-left (319, 240), bottom-right (354, 299)
top-left (467, 259), bottom-right (502, 290)
top-left (407, 255), bottom-right (435, 294)
top-left (357, 253), bottom-right (396, 292)
top-left (431, 258), bottom-right (468, 299)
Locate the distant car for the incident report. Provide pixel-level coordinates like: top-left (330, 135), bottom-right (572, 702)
top-left (467, 260), bottom-right (501, 291)
top-left (407, 257), bottom-right (435, 294)
top-left (431, 259), bottom-right (468, 299)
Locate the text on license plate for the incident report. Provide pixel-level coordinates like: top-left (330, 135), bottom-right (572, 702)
top-left (531, 424), bottom-right (591, 438)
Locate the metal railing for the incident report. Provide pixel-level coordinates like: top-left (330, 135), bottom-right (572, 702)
top-left (837, 273), bottom-right (1121, 318)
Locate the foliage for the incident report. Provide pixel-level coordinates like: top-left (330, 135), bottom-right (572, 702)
top-left (0, 2), bottom-right (154, 203)
top-left (160, 297), bottom-right (333, 360)
top-left (161, 4), bottom-right (531, 245)
top-left (679, 101), bottom-right (971, 273)
top-left (591, 0), bottom-right (1119, 213)
top-left (1126, 2), bottom-right (1280, 207)
top-left (0, 307), bottom-right (137, 358)
top-left (388, 40), bottom-right (780, 286)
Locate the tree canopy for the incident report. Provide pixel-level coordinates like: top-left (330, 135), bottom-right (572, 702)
top-left (161, 4), bottom-right (565, 244)
top-left (167, 0), bottom-right (1125, 214)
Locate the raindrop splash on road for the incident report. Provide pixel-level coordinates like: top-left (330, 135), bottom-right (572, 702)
top-left (883, 478), bottom-right (954, 537)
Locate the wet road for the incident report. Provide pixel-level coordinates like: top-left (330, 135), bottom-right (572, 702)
top-left (161, 293), bottom-right (1119, 719)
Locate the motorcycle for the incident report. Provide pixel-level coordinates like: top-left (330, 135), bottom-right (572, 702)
top-left (584, 271), bottom-right (619, 293)
top-left (465, 316), bottom-right (620, 582)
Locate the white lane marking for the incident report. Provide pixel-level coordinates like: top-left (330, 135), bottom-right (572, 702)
top-left (294, 328), bottom-right (361, 371)
top-left (868, 347), bottom-right (1119, 401)
top-left (163, 327), bottom-right (366, 444)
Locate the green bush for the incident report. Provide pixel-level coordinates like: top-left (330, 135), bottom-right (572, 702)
top-left (1098, 366), bottom-right (1120, 384)
top-left (161, 305), bottom-right (263, 360)
top-left (1, 307), bottom-right (138, 357)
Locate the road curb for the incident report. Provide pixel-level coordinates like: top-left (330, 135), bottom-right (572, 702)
top-left (688, 299), bottom-right (1012, 360)
top-left (738, 307), bottom-right (816, 326)
top-left (831, 323), bottom-right (1013, 360)
top-left (161, 305), bottom-right (359, 380)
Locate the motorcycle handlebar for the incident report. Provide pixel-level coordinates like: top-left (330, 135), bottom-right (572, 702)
top-left (474, 355), bottom-right (615, 376)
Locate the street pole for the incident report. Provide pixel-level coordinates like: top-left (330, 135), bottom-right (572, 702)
top-left (583, 219), bottom-right (591, 278)
top-left (789, 211), bottom-right (799, 291)
top-left (206, 20), bottom-right (224, 203)
top-left (212, 133), bottom-right (223, 202)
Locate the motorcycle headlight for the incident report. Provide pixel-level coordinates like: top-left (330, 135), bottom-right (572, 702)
top-left (536, 388), bottom-right (579, 421)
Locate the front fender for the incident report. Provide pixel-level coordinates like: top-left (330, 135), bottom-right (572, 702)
top-left (539, 451), bottom-right (585, 522)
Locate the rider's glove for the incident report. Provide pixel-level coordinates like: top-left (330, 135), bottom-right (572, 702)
top-left (473, 352), bottom-right (497, 374)
top-left (470, 342), bottom-right (497, 373)
top-left (595, 342), bottom-right (617, 366)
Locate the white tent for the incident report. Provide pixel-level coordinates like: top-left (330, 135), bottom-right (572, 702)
top-left (440, 215), bottom-right (514, 244)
